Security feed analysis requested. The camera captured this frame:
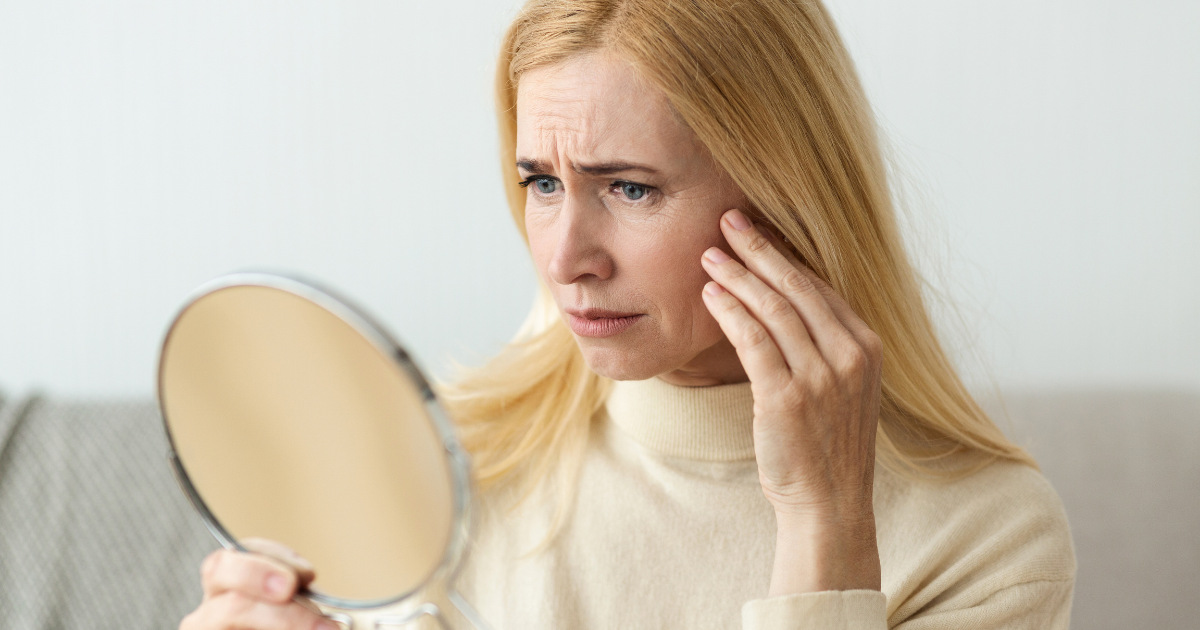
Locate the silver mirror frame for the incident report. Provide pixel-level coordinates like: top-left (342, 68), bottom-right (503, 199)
top-left (157, 271), bottom-right (483, 624)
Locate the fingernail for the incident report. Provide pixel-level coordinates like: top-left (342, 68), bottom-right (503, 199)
top-left (265, 572), bottom-right (289, 596)
top-left (317, 621), bottom-right (341, 630)
top-left (704, 281), bottom-right (726, 296)
top-left (703, 247), bottom-right (731, 264)
top-left (725, 209), bottom-right (752, 231)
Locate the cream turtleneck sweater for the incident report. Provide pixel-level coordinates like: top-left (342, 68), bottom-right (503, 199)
top-left (451, 377), bottom-right (1075, 629)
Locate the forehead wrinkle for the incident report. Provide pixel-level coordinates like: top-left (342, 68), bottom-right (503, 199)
top-left (521, 115), bottom-right (615, 175)
top-left (516, 56), bottom-right (689, 176)
top-left (524, 96), bottom-right (605, 136)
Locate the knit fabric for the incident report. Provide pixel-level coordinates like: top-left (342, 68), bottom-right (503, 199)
top-left (0, 380), bottom-right (1074, 629)
top-left (452, 377), bottom-right (1075, 629)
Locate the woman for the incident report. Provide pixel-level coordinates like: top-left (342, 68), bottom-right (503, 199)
top-left (183, 1), bottom-right (1075, 628)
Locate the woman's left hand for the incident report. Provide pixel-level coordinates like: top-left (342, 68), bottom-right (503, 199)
top-left (700, 208), bottom-right (883, 595)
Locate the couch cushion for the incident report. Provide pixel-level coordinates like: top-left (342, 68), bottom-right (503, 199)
top-left (982, 388), bottom-right (1200, 630)
top-left (0, 394), bottom-right (215, 629)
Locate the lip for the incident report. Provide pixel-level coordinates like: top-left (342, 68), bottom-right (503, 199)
top-left (566, 307), bottom-right (640, 319)
top-left (565, 308), bottom-right (644, 338)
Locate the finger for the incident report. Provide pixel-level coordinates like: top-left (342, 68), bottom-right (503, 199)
top-left (760, 227), bottom-right (880, 353)
top-left (721, 210), bottom-right (859, 366)
top-left (183, 591), bottom-right (338, 630)
top-left (701, 280), bottom-right (790, 385)
top-left (242, 538), bottom-right (316, 586)
top-left (759, 227), bottom-right (804, 270)
top-left (759, 227), bottom-right (884, 385)
top-left (201, 547), bottom-right (304, 605)
top-left (701, 246), bottom-right (823, 371)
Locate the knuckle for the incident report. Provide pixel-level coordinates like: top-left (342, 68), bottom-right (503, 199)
top-left (235, 566), bottom-right (272, 596)
top-left (741, 323), bottom-right (772, 349)
top-left (839, 344), bottom-right (869, 373)
top-left (780, 268), bottom-right (813, 294)
top-left (718, 296), bottom-right (744, 316)
top-left (210, 549), bottom-right (283, 598)
top-left (723, 260), bottom-right (749, 279)
top-left (759, 293), bottom-right (794, 319)
top-left (744, 231), bottom-right (773, 254)
top-left (815, 279), bottom-right (840, 301)
top-left (862, 330), bottom-right (884, 358)
top-left (808, 365), bottom-right (836, 391)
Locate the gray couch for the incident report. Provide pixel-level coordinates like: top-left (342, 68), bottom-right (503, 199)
top-left (0, 394), bottom-right (213, 629)
top-left (1, 389), bottom-right (1197, 629)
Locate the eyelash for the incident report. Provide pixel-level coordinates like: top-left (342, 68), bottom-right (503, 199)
top-left (517, 176), bottom-right (656, 203)
top-left (516, 175), bottom-right (553, 189)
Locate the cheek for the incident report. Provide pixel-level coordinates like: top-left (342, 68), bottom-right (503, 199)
top-left (524, 216), bottom-right (553, 281)
top-left (640, 224), bottom-right (725, 321)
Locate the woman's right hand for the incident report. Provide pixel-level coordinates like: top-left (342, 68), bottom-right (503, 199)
top-left (181, 538), bottom-right (339, 630)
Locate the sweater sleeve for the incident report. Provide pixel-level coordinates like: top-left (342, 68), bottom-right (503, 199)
top-left (889, 578), bottom-right (1074, 630)
top-left (740, 578), bottom-right (1073, 629)
top-left (742, 590), bottom-right (888, 629)
top-left (740, 460), bottom-right (1076, 630)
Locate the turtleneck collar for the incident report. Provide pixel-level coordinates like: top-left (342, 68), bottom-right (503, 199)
top-left (603, 377), bottom-right (757, 461)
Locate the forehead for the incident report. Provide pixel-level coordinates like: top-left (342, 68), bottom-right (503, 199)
top-left (514, 53), bottom-right (697, 162)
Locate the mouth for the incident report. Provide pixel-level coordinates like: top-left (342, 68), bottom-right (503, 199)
top-left (564, 308), bottom-right (644, 338)
top-left (566, 307), bottom-right (640, 319)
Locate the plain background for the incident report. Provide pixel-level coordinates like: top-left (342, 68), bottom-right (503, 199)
top-left (1, 0), bottom-right (1197, 398)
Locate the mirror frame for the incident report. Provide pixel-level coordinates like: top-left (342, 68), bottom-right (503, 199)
top-left (157, 271), bottom-right (476, 613)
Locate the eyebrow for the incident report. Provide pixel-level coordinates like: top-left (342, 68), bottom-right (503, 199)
top-left (516, 158), bottom-right (660, 177)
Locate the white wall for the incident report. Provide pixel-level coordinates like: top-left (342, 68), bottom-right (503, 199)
top-left (827, 1), bottom-right (1200, 392)
top-left (1, 1), bottom-right (1196, 398)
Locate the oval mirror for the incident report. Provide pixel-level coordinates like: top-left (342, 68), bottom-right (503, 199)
top-left (158, 272), bottom-right (489, 629)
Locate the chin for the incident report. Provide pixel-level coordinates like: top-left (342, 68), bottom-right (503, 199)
top-left (578, 345), bottom-right (669, 381)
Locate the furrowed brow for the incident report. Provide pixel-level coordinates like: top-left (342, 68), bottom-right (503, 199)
top-left (515, 159), bottom-right (661, 177)
top-left (573, 161), bottom-right (659, 176)
top-left (516, 159), bottom-right (551, 173)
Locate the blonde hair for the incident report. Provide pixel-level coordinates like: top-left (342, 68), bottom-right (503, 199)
top-left (440, 0), bottom-right (1034, 509)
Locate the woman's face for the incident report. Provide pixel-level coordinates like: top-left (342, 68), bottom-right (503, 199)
top-left (516, 52), bottom-right (749, 386)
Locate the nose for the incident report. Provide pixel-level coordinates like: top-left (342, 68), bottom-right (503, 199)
top-left (546, 197), bottom-right (614, 286)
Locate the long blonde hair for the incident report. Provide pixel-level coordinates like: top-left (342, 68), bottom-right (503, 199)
top-left (441, 0), bottom-right (1034, 507)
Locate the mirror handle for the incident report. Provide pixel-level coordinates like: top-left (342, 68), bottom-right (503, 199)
top-left (370, 591), bottom-right (490, 630)
top-left (374, 603), bottom-right (448, 629)
top-left (447, 589), bottom-right (492, 630)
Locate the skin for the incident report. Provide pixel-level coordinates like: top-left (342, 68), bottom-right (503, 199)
top-left (519, 51), bottom-right (883, 595)
top-left (182, 539), bottom-right (334, 630)
top-left (182, 50), bottom-right (883, 629)
top-left (516, 52), bottom-right (748, 387)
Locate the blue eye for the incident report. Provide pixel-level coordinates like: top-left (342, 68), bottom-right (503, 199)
top-left (619, 182), bottom-right (647, 201)
top-left (519, 176), bottom-right (561, 195)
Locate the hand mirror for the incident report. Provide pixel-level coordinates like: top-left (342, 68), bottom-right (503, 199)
top-left (158, 272), bottom-right (490, 629)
